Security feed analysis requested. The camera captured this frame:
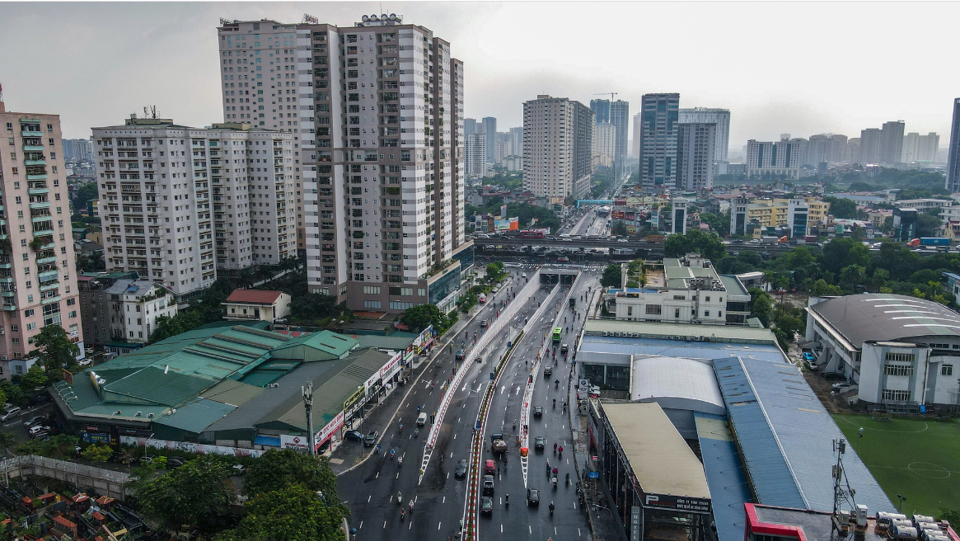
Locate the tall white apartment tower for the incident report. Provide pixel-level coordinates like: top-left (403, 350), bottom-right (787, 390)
top-left (678, 108), bottom-right (730, 161)
top-left (677, 122), bottom-right (716, 190)
top-left (0, 93), bottom-right (84, 375)
top-left (92, 117), bottom-right (297, 300)
top-left (219, 15), bottom-right (468, 313)
top-left (522, 95), bottom-right (594, 201)
top-left (594, 123), bottom-right (616, 168)
top-left (465, 134), bottom-right (487, 177)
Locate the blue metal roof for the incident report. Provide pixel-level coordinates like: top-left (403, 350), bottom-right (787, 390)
top-left (580, 336), bottom-right (784, 363)
top-left (714, 356), bottom-right (894, 513)
top-left (695, 412), bottom-right (753, 541)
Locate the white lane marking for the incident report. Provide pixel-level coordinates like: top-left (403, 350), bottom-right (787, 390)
top-left (376, 472), bottom-right (380, 479)
top-left (367, 495), bottom-right (371, 503)
top-left (443, 496), bottom-right (446, 503)
top-left (578, 528), bottom-right (582, 536)
top-left (453, 433), bottom-right (457, 440)
top-left (409, 521), bottom-right (413, 530)
top-left (383, 521), bottom-right (387, 529)
top-left (396, 472), bottom-right (400, 479)
top-left (529, 526), bottom-right (533, 535)
top-left (451, 452), bottom-right (454, 458)
top-left (359, 521), bottom-right (363, 529)
top-left (438, 522), bottom-right (442, 531)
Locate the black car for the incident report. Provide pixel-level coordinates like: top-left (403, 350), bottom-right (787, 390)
top-left (166, 457), bottom-right (186, 469)
top-left (533, 406), bottom-right (543, 418)
top-left (534, 436), bottom-right (545, 451)
top-left (363, 430), bottom-right (379, 447)
top-left (480, 496), bottom-right (494, 515)
top-left (344, 430), bottom-right (364, 442)
top-left (455, 459), bottom-right (468, 479)
top-left (544, 366), bottom-right (552, 378)
top-left (482, 475), bottom-right (495, 495)
top-left (526, 488), bottom-right (540, 506)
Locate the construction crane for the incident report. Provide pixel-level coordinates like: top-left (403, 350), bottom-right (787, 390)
top-left (593, 92), bottom-right (618, 101)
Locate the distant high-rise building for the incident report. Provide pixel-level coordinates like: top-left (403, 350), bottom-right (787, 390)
top-left (590, 99), bottom-right (610, 124)
top-left (594, 123), bottom-right (616, 168)
top-left (509, 127), bottom-right (523, 159)
top-left (610, 100), bottom-right (630, 169)
top-left (63, 138), bottom-right (93, 162)
top-left (845, 137), bottom-right (862, 164)
top-left (494, 133), bottom-right (512, 164)
top-left (678, 108), bottom-right (730, 161)
top-left (464, 118), bottom-right (478, 137)
top-left (948, 98), bottom-right (960, 192)
top-left (677, 122), bottom-right (716, 190)
top-left (731, 197), bottom-right (749, 236)
top-left (0, 94), bottom-right (84, 372)
top-left (746, 136), bottom-right (802, 180)
top-left (880, 121), bottom-right (905, 164)
top-left (904, 132), bottom-right (940, 163)
top-left (639, 93), bottom-right (680, 189)
top-left (806, 133), bottom-right (848, 165)
top-left (218, 16), bottom-right (467, 313)
top-left (482, 117), bottom-right (497, 162)
top-left (522, 95), bottom-right (594, 200)
top-left (465, 134), bottom-right (487, 177)
top-left (859, 128), bottom-right (883, 163)
top-left (631, 112), bottom-right (642, 159)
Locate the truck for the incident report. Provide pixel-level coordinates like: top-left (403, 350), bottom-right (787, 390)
top-left (778, 236), bottom-right (789, 244)
top-left (761, 236), bottom-right (779, 245)
top-left (908, 237), bottom-right (950, 248)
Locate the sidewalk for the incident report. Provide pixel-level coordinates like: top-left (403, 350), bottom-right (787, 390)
top-left (327, 279), bottom-right (511, 476)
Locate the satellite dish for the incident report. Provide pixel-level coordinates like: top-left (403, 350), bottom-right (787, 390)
top-left (362, 15), bottom-right (369, 22)
top-left (381, 14), bottom-right (388, 19)
top-left (389, 13), bottom-right (397, 21)
top-left (371, 14), bottom-right (379, 21)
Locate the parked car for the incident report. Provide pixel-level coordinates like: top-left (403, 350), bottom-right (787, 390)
top-left (455, 459), bottom-right (468, 479)
top-left (363, 430), bottom-right (380, 447)
top-left (344, 430), bottom-right (364, 442)
top-left (480, 496), bottom-right (494, 515)
top-left (28, 425), bottom-right (48, 438)
top-left (802, 352), bottom-right (815, 362)
top-left (231, 464), bottom-right (246, 476)
top-left (534, 436), bottom-right (545, 451)
top-left (166, 457), bottom-right (186, 469)
top-left (533, 406), bottom-right (543, 418)
top-left (482, 475), bottom-right (495, 495)
top-left (23, 416), bottom-right (46, 429)
top-left (526, 488), bottom-right (540, 506)
top-left (0, 407), bottom-right (22, 422)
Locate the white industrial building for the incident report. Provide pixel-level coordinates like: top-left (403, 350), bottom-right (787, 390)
top-left (93, 117), bottom-right (297, 299)
top-left (806, 294), bottom-right (960, 409)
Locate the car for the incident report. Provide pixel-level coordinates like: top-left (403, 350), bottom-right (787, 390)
top-left (484, 459), bottom-right (496, 475)
top-left (560, 344), bottom-right (569, 355)
top-left (479, 320), bottom-right (487, 328)
top-left (455, 459), bottom-right (468, 479)
top-left (166, 457), bottom-right (186, 469)
top-left (363, 430), bottom-right (380, 447)
top-left (617, 238), bottom-right (628, 243)
top-left (802, 352), bottom-right (815, 362)
top-left (534, 436), bottom-right (545, 451)
top-left (482, 475), bottom-right (495, 495)
top-left (0, 407), bottom-right (22, 422)
top-left (232, 464), bottom-right (246, 476)
top-left (806, 359), bottom-right (819, 370)
top-left (820, 371), bottom-right (846, 381)
top-left (28, 425), bottom-right (48, 438)
top-left (533, 406), bottom-right (543, 418)
top-left (527, 488), bottom-right (540, 506)
top-left (557, 256), bottom-right (570, 263)
top-left (480, 496), bottom-right (494, 515)
top-left (344, 430), bottom-right (364, 442)
top-left (544, 366), bottom-right (552, 377)
top-left (23, 416), bottom-right (46, 429)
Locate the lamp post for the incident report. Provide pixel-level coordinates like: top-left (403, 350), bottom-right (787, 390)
top-left (857, 427), bottom-right (863, 455)
top-left (303, 382), bottom-right (315, 456)
top-left (896, 493), bottom-right (906, 513)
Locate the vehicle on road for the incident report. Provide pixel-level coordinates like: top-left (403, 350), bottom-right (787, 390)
top-left (417, 413), bottom-right (427, 426)
top-left (344, 430), bottom-right (364, 441)
top-left (552, 327), bottom-right (562, 343)
top-left (23, 416), bottom-right (46, 429)
top-left (481, 496), bottom-right (494, 515)
top-left (544, 366), bottom-right (552, 377)
top-left (484, 459), bottom-right (497, 475)
top-left (560, 344), bottom-right (568, 355)
top-left (533, 406), bottom-right (543, 418)
top-left (0, 407), bottom-right (22, 422)
top-left (363, 430), bottom-right (380, 447)
top-left (479, 320), bottom-right (487, 328)
top-left (483, 475), bottom-right (495, 495)
top-left (166, 457), bottom-right (186, 469)
top-left (557, 256), bottom-right (570, 263)
top-left (455, 459), bottom-right (468, 479)
top-left (28, 425), bottom-right (49, 438)
top-left (534, 436), bottom-right (545, 451)
top-left (527, 488), bottom-right (540, 506)
top-left (455, 349), bottom-right (465, 361)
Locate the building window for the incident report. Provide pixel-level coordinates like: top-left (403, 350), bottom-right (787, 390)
top-left (885, 352), bottom-right (916, 363)
top-left (674, 308), bottom-right (680, 319)
top-left (645, 305), bottom-right (661, 315)
top-left (884, 364), bottom-right (914, 377)
top-left (626, 306), bottom-right (633, 317)
top-left (942, 365), bottom-right (953, 376)
top-left (881, 389), bottom-right (912, 401)
top-left (364, 300), bottom-right (382, 309)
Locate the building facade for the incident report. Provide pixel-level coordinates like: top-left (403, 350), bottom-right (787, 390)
top-left (465, 134), bottom-right (486, 178)
top-left (676, 122), bottom-right (716, 190)
top-left (92, 117), bottom-right (297, 299)
top-left (106, 279), bottom-right (177, 344)
top-left (522, 95), bottom-right (594, 200)
top-left (745, 137), bottom-right (802, 180)
top-left (0, 99), bottom-right (85, 375)
top-left (217, 16), bottom-right (469, 312)
top-left (948, 99), bottom-right (960, 192)
top-left (805, 133), bottom-right (848, 165)
top-left (609, 100), bottom-right (630, 168)
top-left (63, 139), bottom-right (94, 162)
top-left (638, 93), bottom-right (680, 189)
top-left (589, 99), bottom-right (610, 124)
top-left (902, 132), bottom-right (939, 163)
top-left (879, 120), bottom-right (905, 164)
top-left (77, 271), bottom-right (138, 348)
top-left (786, 197), bottom-right (809, 238)
top-left (482, 117), bottom-right (496, 163)
top-left (464, 118), bottom-right (477, 137)
top-left (678, 107), bottom-right (730, 162)
top-left (594, 123), bottom-right (616, 168)
top-left (509, 127), bottom-right (523, 160)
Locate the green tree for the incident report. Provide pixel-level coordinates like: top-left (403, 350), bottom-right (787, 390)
top-left (399, 304), bottom-right (454, 334)
top-left (149, 310), bottom-right (205, 343)
top-left (600, 264), bottom-right (622, 288)
top-left (838, 265), bottom-right (867, 294)
top-left (698, 211), bottom-right (730, 234)
top-left (33, 325), bottom-right (80, 378)
top-left (821, 237), bottom-right (869, 276)
top-left (19, 365), bottom-right (48, 391)
top-left (81, 443), bottom-right (113, 462)
top-left (0, 431), bottom-right (16, 457)
top-left (916, 212), bottom-right (943, 238)
top-left (243, 450), bottom-right (342, 510)
top-left (822, 196), bottom-right (859, 219)
top-left (662, 230), bottom-right (726, 261)
top-left (72, 182), bottom-right (100, 212)
top-left (215, 485), bottom-right (344, 541)
top-left (751, 292), bottom-right (774, 328)
top-left (810, 279), bottom-right (843, 296)
top-left (486, 261), bottom-right (505, 281)
top-left (875, 241), bottom-right (919, 281)
top-left (775, 315), bottom-right (806, 338)
top-left (137, 456), bottom-right (233, 531)
top-left (870, 268), bottom-right (890, 292)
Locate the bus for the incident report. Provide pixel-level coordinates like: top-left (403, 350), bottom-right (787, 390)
top-left (519, 230), bottom-right (545, 239)
top-left (552, 327), bottom-right (562, 343)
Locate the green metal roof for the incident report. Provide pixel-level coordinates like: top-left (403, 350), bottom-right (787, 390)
top-left (719, 274), bottom-right (750, 298)
top-left (664, 258), bottom-right (721, 289)
top-left (271, 330), bottom-right (359, 361)
top-left (152, 398), bottom-right (237, 435)
top-left (200, 379), bottom-right (264, 407)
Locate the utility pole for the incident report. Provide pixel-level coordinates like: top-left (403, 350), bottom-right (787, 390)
top-left (303, 382), bottom-right (316, 455)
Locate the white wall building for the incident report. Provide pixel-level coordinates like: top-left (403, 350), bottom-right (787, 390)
top-left (222, 289), bottom-right (292, 322)
top-left (106, 279), bottom-right (177, 343)
top-left (806, 294), bottom-right (960, 408)
top-left (594, 123), bottom-right (616, 169)
top-left (677, 122), bottom-right (716, 190)
top-left (522, 95), bottom-right (594, 201)
top-left (678, 108), bottom-right (730, 162)
top-left (92, 117), bottom-right (297, 299)
top-left (746, 136), bottom-right (802, 180)
top-left (465, 134), bottom-right (487, 178)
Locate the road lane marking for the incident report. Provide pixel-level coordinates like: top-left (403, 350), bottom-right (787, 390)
top-left (529, 526), bottom-right (532, 535)
top-left (376, 472), bottom-right (379, 479)
top-left (367, 495), bottom-right (371, 502)
top-left (438, 522), bottom-right (442, 530)
top-left (359, 521), bottom-right (363, 529)
top-left (443, 496), bottom-right (446, 503)
top-left (383, 521), bottom-right (387, 529)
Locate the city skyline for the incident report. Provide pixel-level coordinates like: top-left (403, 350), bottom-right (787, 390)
top-left (1, 2), bottom-right (958, 149)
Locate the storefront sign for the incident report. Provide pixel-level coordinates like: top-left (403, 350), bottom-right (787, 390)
top-left (280, 434), bottom-right (309, 452)
top-left (364, 351), bottom-right (403, 391)
top-left (631, 506), bottom-right (641, 540)
top-left (80, 431), bottom-right (110, 445)
top-left (644, 493), bottom-right (711, 514)
top-left (313, 410), bottom-right (345, 449)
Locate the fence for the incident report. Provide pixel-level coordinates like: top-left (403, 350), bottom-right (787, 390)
top-left (0, 455), bottom-right (130, 500)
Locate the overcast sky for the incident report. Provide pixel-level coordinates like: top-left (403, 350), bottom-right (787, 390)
top-left (2, 1), bottom-right (958, 154)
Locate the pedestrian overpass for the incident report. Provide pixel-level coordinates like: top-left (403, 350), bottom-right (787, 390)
top-left (576, 200), bottom-right (613, 208)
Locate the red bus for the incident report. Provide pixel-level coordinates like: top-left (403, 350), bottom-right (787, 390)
top-left (519, 230), bottom-right (545, 239)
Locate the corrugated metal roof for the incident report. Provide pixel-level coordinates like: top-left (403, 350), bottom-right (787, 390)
top-left (808, 293), bottom-right (960, 346)
top-left (583, 320), bottom-right (778, 344)
top-left (153, 398), bottom-right (236, 434)
top-left (272, 330), bottom-right (359, 360)
top-left (200, 380), bottom-right (264, 407)
top-left (695, 413), bottom-right (752, 541)
top-left (580, 336), bottom-right (785, 363)
top-left (631, 357), bottom-right (724, 413)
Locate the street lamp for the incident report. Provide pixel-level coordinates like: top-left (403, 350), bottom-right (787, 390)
top-left (857, 427), bottom-right (863, 454)
top-left (303, 382), bottom-right (315, 456)
top-left (896, 493), bottom-right (906, 513)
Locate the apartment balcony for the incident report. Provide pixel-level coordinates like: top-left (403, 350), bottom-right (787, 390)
top-left (2, 304), bottom-right (16, 311)
top-left (28, 187), bottom-right (49, 196)
top-left (0, 261), bottom-right (10, 270)
top-left (41, 296), bottom-right (61, 305)
top-left (21, 130), bottom-right (42, 137)
top-left (36, 256), bottom-right (57, 265)
top-left (39, 281), bottom-right (59, 292)
top-left (26, 173), bottom-right (47, 181)
top-left (24, 158), bottom-right (46, 166)
top-left (0, 291), bottom-right (13, 297)
top-left (23, 144), bottom-right (44, 152)
top-left (32, 227), bottom-right (54, 236)
top-left (29, 202), bottom-right (50, 210)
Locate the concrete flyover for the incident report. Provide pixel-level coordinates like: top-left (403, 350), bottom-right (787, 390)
top-left (474, 237), bottom-right (802, 256)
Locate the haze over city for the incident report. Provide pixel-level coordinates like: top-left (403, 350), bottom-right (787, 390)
top-left (2, 1), bottom-right (959, 149)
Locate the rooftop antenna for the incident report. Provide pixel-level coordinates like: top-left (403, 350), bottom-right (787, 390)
top-left (594, 92), bottom-right (619, 101)
top-left (142, 105), bottom-right (158, 119)
top-left (302, 13), bottom-right (318, 24)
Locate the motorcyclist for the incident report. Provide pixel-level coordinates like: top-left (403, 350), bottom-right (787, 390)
top-left (409, 500), bottom-right (414, 513)
top-left (401, 508), bottom-right (405, 520)
top-left (398, 491), bottom-right (402, 503)
top-left (390, 448), bottom-right (396, 459)
top-left (398, 455), bottom-right (403, 466)
top-left (549, 502), bottom-right (555, 515)
top-left (555, 379), bottom-right (560, 389)
top-left (566, 472), bottom-right (571, 485)
top-left (505, 494), bottom-right (510, 506)
top-left (414, 428), bottom-right (420, 438)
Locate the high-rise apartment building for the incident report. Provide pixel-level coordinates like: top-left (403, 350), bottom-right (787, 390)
top-left (509, 127), bottom-right (523, 159)
top-left (746, 136), bottom-right (802, 180)
top-left (880, 121), bottom-right (905, 164)
top-left (676, 122), bottom-right (716, 190)
top-left (631, 112), bottom-right (642, 159)
top-left (806, 133), bottom-right (848, 165)
top-left (590, 99), bottom-right (610, 124)
top-left (482, 117), bottom-right (496, 163)
top-left (948, 98), bottom-right (960, 192)
top-left (609, 100), bottom-right (630, 168)
top-left (465, 134), bottom-right (486, 177)
top-left (594, 123), bottom-right (616, 168)
top-left (494, 134), bottom-right (512, 165)
top-left (902, 132), bottom-right (939, 163)
top-left (859, 128), bottom-right (882, 163)
top-left (63, 139), bottom-right (94, 162)
top-left (464, 118), bottom-right (478, 137)
top-left (0, 95), bottom-right (84, 374)
top-left (638, 93), bottom-right (680, 189)
top-left (678, 108), bottom-right (729, 162)
top-left (92, 117), bottom-right (297, 299)
top-left (522, 95), bottom-right (594, 200)
top-left (219, 15), bottom-right (468, 313)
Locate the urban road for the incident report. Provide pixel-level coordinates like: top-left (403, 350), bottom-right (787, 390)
top-left (338, 213), bottom-right (607, 541)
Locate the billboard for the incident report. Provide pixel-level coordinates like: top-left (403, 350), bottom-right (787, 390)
top-left (494, 217), bottom-right (520, 230)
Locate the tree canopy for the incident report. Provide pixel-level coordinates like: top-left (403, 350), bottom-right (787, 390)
top-left (662, 230), bottom-right (726, 261)
top-left (33, 325), bottom-right (79, 378)
top-left (215, 485), bottom-right (344, 541)
top-left (822, 196), bottom-right (859, 219)
top-left (136, 456), bottom-right (233, 530)
top-left (600, 264), bottom-right (622, 288)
